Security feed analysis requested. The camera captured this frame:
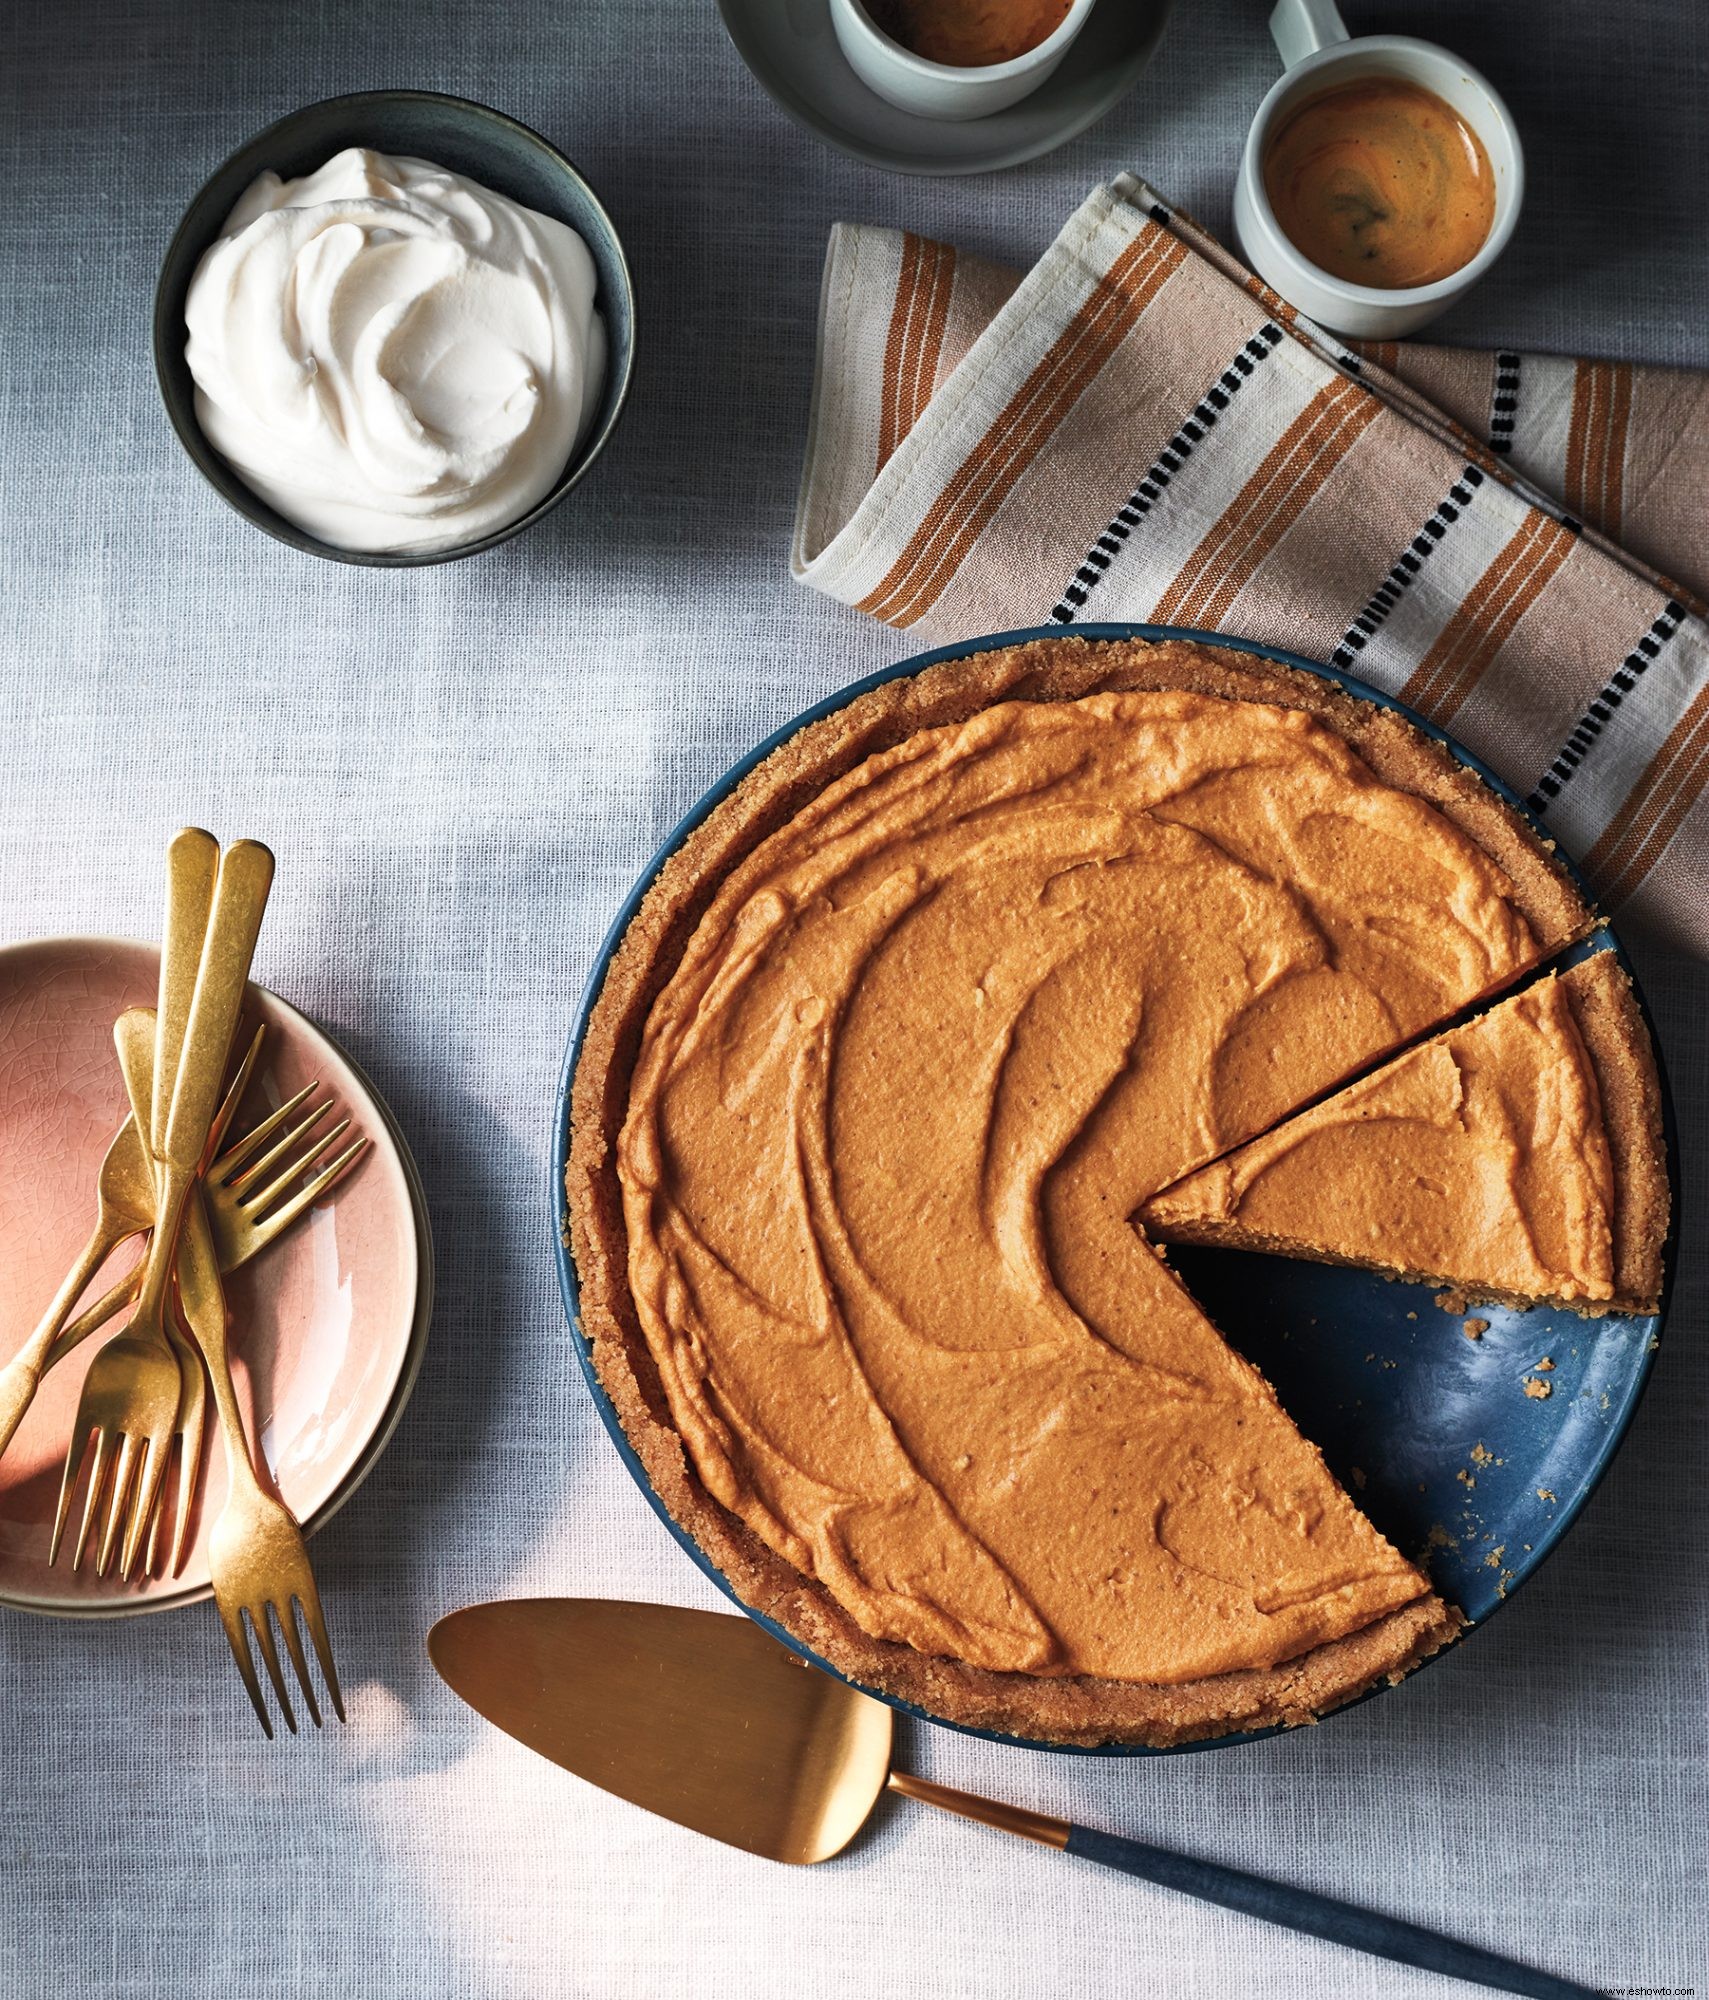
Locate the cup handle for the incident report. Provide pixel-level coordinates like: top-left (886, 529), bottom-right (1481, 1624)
top-left (1268, 0), bottom-right (1350, 68)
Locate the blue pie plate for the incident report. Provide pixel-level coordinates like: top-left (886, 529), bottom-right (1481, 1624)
top-left (551, 624), bottom-right (1677, 1756)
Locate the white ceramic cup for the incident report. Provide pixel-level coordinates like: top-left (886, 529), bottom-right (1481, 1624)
top-left (828, 0), bottom-right (1097, 122)
top-left (1232, 0), bottom-right (1524, 339)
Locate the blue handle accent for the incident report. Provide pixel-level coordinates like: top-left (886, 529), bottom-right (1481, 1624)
top-left (1063, 1823), bottom-right (1603, 1999)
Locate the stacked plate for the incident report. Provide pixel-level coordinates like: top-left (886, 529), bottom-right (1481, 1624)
top-left (0, 937), bottom-right (431, 1616)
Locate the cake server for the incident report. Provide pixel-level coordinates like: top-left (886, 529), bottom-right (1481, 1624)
top-left (429, 1597), bottom-right (1603, 2000)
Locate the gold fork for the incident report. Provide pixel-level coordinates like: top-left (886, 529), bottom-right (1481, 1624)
top-left (0, 1087), bottom-right (156, 1464)
top-left (110, 814), bottom-right (228, 1583)
top-left (133, 1054), bottom-right (367, 1583)
top-left (114, 1008), bottom-right (291, 1580)
top-left (0, 814), bottom-right (225, 1470)
top-left (44, 1077), bottom-right (369, 1370)
top-left (50, 826), bottom-right (219, 1575)
top-left (27, 1046), bottom-right (366, 1582)
top-left (111, 1009), bottom-right (209, 1582)
top-left (0, 1019), bottom-right (266, 1464)
top-left (50, 1009), bottom-right (193, 1575)
top-left (53, 838), bottom-right (273, 1578)
top-left (178, 1187), bottom-right (344, 1736)
top-left (202, 1082), bottom-right (370, 1272)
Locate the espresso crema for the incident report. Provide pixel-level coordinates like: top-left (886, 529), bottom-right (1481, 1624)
top-left (1263, 77), bottom-right (1496, 290)
top-left (863, 0), bottom-right (1072, 67)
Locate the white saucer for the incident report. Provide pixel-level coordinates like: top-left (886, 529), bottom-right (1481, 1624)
top-left (716, 0), bottom-right (1174, 177)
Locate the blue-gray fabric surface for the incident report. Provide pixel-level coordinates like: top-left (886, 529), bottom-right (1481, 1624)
top-left (1, 3), bottom-right (1704, 1995)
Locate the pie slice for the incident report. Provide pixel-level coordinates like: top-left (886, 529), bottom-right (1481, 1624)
top-left (568, 635), bottom-right (1605, 1747)
top-left (1142, 953), bottom-right (1667, 1316)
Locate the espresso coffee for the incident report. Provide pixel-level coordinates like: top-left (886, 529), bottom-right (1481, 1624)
top-left (863, 0), bottom-right (1072, 67)
top-left (1263, 77), bottom-right (1496, 290)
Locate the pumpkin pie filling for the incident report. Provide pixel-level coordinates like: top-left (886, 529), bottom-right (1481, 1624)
top-left (1143, 953), bottom-right (1666, 1315)
top-left (614, 688), bottom-right (1561, 1686)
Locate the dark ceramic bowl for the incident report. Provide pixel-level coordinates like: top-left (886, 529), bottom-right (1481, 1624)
top-left (153, 90), bottom-right (635, 567)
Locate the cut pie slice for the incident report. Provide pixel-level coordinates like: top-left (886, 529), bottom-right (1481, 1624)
top-left (1142, 953), bottom-right (1667, 1315)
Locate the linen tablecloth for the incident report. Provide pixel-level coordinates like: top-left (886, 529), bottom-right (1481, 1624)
top-left (1, 2), bottom-right (1704, 1996)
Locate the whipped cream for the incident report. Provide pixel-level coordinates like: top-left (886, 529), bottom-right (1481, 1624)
top-left (184, 147), bottom-right (607, 553)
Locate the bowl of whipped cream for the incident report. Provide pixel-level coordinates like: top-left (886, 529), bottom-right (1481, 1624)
top-left (154, 91), bottom-right (634, 564)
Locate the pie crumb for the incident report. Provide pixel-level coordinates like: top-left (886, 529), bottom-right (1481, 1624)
top-left (1522, 1376), bottom-right (1552, 1399)
top-left (1536, 1488), bottom-right (1556, 1503)
top-left (1534, 1355), bottom-right (1554, 1370)
top-left (1463, 1317), bottom-right (1489, 1340)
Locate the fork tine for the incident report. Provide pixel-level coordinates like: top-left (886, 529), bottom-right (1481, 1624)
top-left (166, 1406), bottom-right (205, 1579)
top-left (277, 1601), bottom-right (323, 1729)
top-left (227, 1105), bottom-right (335, 1199)
top-left (217, 1598), bottom-right (275, 1739)
top-left (296, 1578), bottom-right (345, 1723)
top-left (240, 1116), bottom-right (351, 1210)
top-left (211, 1082), bottom-right (320, 1179)
top-left (142, 1437), bottom-right (172, 1579)
top-left (250, 1606), bottom-right (299, 1736)
top-left (72, 1427), bottom-right (121, 1572)
top-left (98, 1432), bottom-right (151, 1578)
top-left (48, 1427), bottom-right (94, 1566)
top-left (246, 1138), bottom-right (370, 1232)
top-left (205, 1023), bottom-right (267, 1162)
top-left (118, 1431), bottom-right (175, 1580)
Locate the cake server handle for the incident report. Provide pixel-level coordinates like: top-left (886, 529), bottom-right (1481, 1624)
top-left (887, 1772), bottom-right (1605, 2000)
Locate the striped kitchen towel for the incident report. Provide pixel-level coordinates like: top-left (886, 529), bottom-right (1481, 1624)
top-left (792, 173), bottom-right (1709, 955)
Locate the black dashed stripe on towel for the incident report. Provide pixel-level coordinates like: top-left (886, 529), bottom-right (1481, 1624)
top-left (1328, 467), bottom-right (1487, 671)
top-left (1489, 351), bottom-right (1521, 455)
top-left (1049, 325), bottom-right (1285, 625)
top-left (1528, 601), bottom-right (1687, 813)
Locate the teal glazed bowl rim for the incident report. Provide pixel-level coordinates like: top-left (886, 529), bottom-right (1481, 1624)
top-left (152, 89), bottom-right (636, 568)
top-left (550, 623), bottom-right (1678, 1757)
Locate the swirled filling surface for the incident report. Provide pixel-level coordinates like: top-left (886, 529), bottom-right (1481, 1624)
top-left (1144, 973), bottom-right (1615, 1302)
top-left (618, 692), bottom-right (1543, 1682)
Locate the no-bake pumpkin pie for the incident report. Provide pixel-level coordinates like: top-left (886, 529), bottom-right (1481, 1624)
top-left (1143, 953), bottom-right (1667, 1317)
top-left (566, 635), bottom-right (1656, 1748)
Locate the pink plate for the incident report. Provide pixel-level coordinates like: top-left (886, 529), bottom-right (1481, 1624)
top-left (0, 937), bottom-right (429, 1615)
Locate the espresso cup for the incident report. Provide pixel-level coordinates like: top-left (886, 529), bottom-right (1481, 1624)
top-left (1232, 0), bottom-right (1524, 339)
top-left (828, 0), bottom-right (1097, 121)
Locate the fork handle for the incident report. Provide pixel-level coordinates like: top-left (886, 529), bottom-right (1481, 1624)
top-left (178, 1191), bottom-right (255, 1485)
top-left (154, 829), bottom-right (219, 1153)
top-left (44, 1267), bottom-right (144, 1373)
top-left (42, 1021), bottom-right (269, 1375)
top-left (0, 1218), bottom-right (138, 1460)
top-left (162, 842), bottom-right (273, 1176)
